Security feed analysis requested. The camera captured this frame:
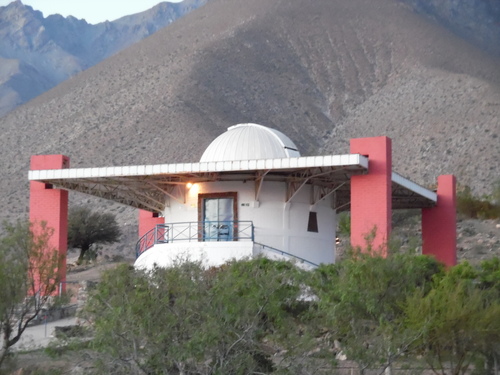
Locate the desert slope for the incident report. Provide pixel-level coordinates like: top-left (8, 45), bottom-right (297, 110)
top-left (0, 0), bottom-right (499, 225)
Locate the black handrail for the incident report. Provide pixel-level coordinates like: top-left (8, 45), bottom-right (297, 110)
top-left (135, 224), bottom-right (319, 268)
top-left (253, 242), bottom-right (319, 268)
top-left (136, 221), bottom-right (254, 258)
top-left (136, 224), bottom-right (169, 258)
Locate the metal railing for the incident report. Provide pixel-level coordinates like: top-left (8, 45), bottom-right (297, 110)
top-left (136, 221), bottom-right (254, 258)
top-left (135, 224), bottom-right (169, 257)
top-left (254, 242), bottom-right (319, 269)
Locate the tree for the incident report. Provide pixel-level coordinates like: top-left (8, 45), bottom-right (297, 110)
top-left (68, 207), bottom-right (120, 263)
top-left (309, 249), bottom-right (443, 374)
top-left (404, 262), bottom-right (500, 375)
top-left (84, 258), bottom-right (319, 374)
top-left (0, 220), bottom-right (62, 368)
top-left (477, 258), bottom-right (500, 375)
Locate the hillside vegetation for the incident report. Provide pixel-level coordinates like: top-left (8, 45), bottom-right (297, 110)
top-left (10, 255), bottom-right (500, 374)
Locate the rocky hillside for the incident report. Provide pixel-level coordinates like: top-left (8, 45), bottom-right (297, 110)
top-left (401, 0), bottom-right (500, 56)
top-left (335, 215), bottom-right (500, 266)
top-left (2, 0), bottom-right (499, 119)
top-left (0, 0), bottom-right (207, 116)
top-left (0, 0), bottom-right (498, 257)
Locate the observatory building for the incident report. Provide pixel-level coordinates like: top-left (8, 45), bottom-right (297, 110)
top-left (29, 124), bottom-right (456, 284)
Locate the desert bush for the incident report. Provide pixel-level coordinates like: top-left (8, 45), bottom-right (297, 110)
top-left (457, 185), bottom-right (500, 219)
top-left (85, 259), bottom-right (320, 374)
top-left (337, 212), bottom-right (350, 236)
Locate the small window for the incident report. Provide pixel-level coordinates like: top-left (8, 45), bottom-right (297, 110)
top-left (307, 212), bottom-right (318, 233)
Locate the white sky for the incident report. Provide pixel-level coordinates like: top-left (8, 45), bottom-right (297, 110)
top-left (0, 0), bottom-right (183, 24)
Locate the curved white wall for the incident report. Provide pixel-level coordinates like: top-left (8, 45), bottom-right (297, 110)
top-left (161, 180), bottom-right (336, 265)
top-left (135, 241), bottom-right (254, 270)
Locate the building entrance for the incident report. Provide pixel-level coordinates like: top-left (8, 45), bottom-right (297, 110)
top-left (198, 192), bottom-right (238, 241)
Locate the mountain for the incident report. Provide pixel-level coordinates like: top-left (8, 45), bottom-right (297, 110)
top-left (0, 0), bottom-right (207, 117)
top-left (1, 0), bottom-right (498, 117)
top-left (0, 0), bottom-right (498, 235)
top-left (401, 0), bottom-right (500, 56)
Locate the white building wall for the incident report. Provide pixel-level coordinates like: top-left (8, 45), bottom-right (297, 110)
top-left (160, 180), bottom-right (336, 265)
top-left (135, 241), bottom-right (254, 270)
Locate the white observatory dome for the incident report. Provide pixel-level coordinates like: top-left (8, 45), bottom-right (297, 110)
top-left (200, 123), bottom-right (301, 162)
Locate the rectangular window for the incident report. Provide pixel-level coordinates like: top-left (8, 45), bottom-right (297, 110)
top-left (307, 212), bottom-right (318, 233)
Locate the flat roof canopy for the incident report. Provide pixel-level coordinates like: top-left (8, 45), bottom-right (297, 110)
top-left (29, 154), bottom-right (437, 213)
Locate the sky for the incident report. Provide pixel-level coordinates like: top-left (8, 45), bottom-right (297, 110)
top-left (0, 0), bottom-right (183, 24)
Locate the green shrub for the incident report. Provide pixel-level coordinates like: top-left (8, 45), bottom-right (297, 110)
top-left (337, 212), bottom-right (351, 236)
top-left (85, 260), bottom-right (319, 374)
top-left (457, 186), bottom-right (500, 219)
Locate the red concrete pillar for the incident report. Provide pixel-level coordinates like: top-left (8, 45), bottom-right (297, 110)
top-left (139, 209), bottom-right (164, 238)
top-left (350, 137), bottom-right (392, 256)
top-left (137, 210), bottom-right (164, 257)
top-left (29, 155), bottom-right (70, 294)
top-left (422, 175), bottom-right (457, 267)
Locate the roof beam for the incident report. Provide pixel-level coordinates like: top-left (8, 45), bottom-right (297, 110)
top-left (145, 181), bottom-right (184, 205)
top-left (49, 180), bottom-right (164, 212)
top-left (254, 170), bottom-right (270, 202)
top-left (311, 181), bottom-right (347, 207)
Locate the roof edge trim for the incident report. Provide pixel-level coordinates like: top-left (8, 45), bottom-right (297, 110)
top-left (29, 154), bottom-right (369, 181)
